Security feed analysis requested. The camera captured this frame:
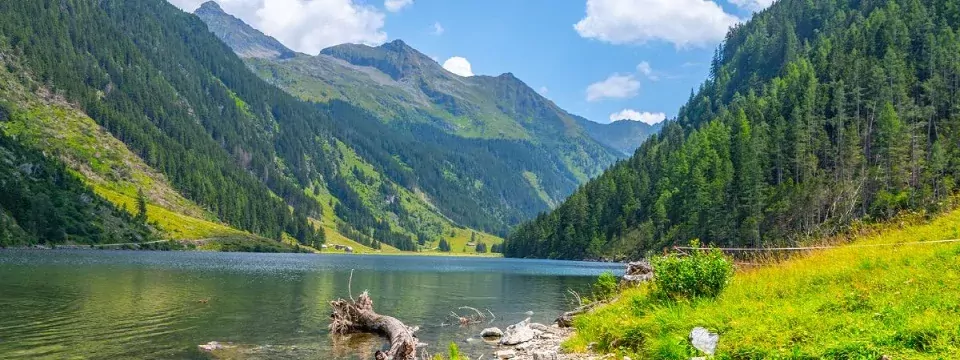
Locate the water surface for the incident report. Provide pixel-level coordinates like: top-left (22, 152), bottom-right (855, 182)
top-left (0, 250), bottom-right (620, 359)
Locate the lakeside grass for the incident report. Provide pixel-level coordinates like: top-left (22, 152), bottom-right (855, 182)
top-left (566, 209), bottom-right (960, 359)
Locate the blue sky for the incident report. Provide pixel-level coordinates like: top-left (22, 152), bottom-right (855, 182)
top-left (169, 0), bottom-right (774, 124)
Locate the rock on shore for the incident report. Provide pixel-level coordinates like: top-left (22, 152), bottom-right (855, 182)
top-left (490, 319), bottom-right (602, 360)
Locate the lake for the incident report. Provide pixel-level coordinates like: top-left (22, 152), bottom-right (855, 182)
top-left (0, 250), bottom-right (621, 359)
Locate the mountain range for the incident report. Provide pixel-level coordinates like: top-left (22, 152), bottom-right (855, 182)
top-left (194, 2), bottom-right (662, 233)
top-left (0, 0), bottom-right (660, 253)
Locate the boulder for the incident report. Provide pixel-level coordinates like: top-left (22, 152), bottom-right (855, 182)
top-left (500, 318), bottom-right (540, 345)
top-left (621, 261), bottom-right (654, 287)
top-left (496, 349), bottom-right (516, 359)
top-left (689, 327), bottom-right (719, 356)
top-left (481, 327), bottom-right (504, 338)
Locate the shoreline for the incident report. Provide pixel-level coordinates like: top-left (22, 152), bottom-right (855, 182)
top-left (0, 245), bottom-right (508, 258)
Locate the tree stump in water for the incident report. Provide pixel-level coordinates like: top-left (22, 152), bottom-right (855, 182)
top-left (329, 291), bottom-right (418, 360)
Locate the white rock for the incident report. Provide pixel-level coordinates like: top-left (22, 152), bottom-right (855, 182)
top-left (481, 327), bottom-right (504, 338)
top-left (198, 341), bottom-right (223, 352)
top-left (690, 327), bottom-right (719, 355)
top-left (496, 349), bottom-right (517, 359)
top-left (500, 318), bottom-right (538, 345)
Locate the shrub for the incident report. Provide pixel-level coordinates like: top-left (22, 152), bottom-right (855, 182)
top-left (448, 342), bottom-right (464, 359)
top-left (651, 240), bottom-right (733, 300)
top-left (593, 271), bottom-right (619, 301)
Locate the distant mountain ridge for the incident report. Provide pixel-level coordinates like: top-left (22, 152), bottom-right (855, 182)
top-left (194, 1), bottom-right (655, 152)
top-left (575, 118), bottom-right (664, 156)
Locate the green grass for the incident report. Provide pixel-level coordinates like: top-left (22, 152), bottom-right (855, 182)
top-left (421, 227), bottom-right (503, 256)
top-left (93, 185), bottom-right (245, 240)
top-left (523, 171), bottom-right (556, 208)
top-left (566, 209), bottom-right (960, 359)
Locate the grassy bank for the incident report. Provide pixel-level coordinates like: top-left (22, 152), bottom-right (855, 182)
top-left (565, 209), bottom-right (960, 358)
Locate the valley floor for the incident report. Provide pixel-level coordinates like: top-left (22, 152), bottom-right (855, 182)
top-left (564, 208), bottom-right (960, 359)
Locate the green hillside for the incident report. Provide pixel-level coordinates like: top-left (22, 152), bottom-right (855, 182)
top-left (506, 0), bottom-right (960, 260)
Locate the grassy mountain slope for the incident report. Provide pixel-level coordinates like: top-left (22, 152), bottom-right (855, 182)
top-left (0, 132), bottom-right (155, 247)
top-left (0, 50), bottom-right (250, 242)
top-left (0, 56), bottom-right (156, 246)
top-left (506, 0), bottom-right (960, 260)
top-left (568, 206), bottom-right (960, 358)
top-left (268, 41), bottom-right (620, 181)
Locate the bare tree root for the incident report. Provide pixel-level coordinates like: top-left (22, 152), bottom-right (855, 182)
top-left (329, 291), bottom-right (419, 360)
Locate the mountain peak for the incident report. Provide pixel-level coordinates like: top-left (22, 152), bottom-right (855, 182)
top-left (194, 2), bottom-right (296, 59)
top-left (197, 1), bottom-right (223, 12)
top-left (499, 72), bottom-right (516, 78)
top-left (321, 40), bottom-right (442, 80)
top-left (383, 39), bottom-right (411, 50)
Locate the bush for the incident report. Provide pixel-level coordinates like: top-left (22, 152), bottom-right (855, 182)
top-left (430, 342), bottom-right (463, 360)
top-left (592, 271), bottom-right (619, 301)
top-left (651, 240), bottom-right (733, 300)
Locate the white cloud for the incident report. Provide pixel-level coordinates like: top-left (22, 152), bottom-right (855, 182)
top-left (538, 86), bottom-right (549, 96)
top-left (574, 0), bottom-right (740, 47)
top-left (167, 0), bottom-right (386, 55)
top-left (432, 22), bottom-right (445, 35)
top-left (586, 73), bottom-right (640, 102)
top-left (729, 0), bottom-right (775, 11)
top-left (442, 57), bottom-right (474, 77)
top-left (384, 0), bottom-right (413, 12)
top-left (636, 61), bottom-right (659, 81)
top-left (609, 109), bottom-right (666, 125)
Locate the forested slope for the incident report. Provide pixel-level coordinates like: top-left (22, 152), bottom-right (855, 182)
top-left (506, 0), bottom-right (960, 260)
top-left (0, 0), bottom-right (512, 251)
top-left (0, 0), bottom-right (326, 246)
top-left (0, 131), bottom-right (155, 247)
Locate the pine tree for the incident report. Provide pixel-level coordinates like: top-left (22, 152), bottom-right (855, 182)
top-left (135, 189), bottom-right (148, 224)
top-left (438, 239), bottom-right (451, 252)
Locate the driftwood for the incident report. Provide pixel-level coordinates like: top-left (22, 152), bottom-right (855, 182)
top-left (447, 306), bottom-right (496, 326)
top-left (555, 301), bottom-right (602, 328)
top-left (329, 291), bottom-right (418, 360)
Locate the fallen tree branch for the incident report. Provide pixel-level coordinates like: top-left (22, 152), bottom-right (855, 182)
top-left (329, 291), bottom-right (418, 360)
top-left (555, 301), bottom-right (602, 328)
top-left (449, 306), bottom-right (495, 325)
